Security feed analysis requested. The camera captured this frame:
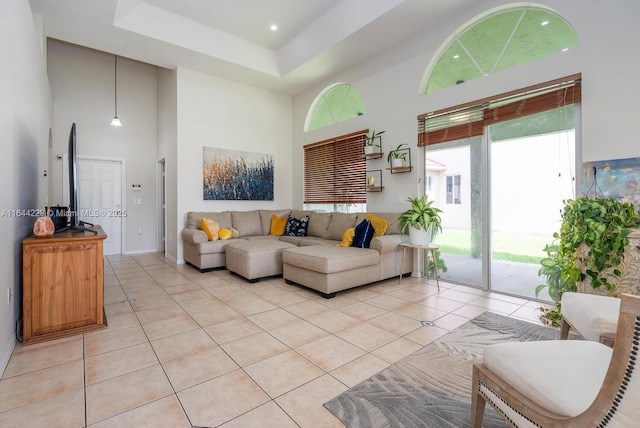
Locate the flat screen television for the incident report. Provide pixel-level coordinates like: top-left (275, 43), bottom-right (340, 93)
top-left (66, 123), bottom-right (96, 234)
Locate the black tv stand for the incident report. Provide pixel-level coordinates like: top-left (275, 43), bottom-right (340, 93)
top-left (72, 220), bottom-right (98, 235)
top-left (56, 221), bottom-right (98, 235)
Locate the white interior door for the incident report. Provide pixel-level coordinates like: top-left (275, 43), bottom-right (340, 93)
top-left (77, 159), bottom-right (123, 255)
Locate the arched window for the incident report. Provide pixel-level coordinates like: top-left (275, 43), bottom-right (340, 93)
top-left (305, 83), bottom-right (366, 132)
top-left (421, 5), bottom-right (578, 94)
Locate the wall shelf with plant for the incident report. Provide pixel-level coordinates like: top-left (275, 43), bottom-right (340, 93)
top-left (364, 130), bottom-right (384, 159)
top-left (386, 144), bottom-right (412, 173)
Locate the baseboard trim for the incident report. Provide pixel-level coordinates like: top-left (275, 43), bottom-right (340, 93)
top-left (121, 248), bottom-right (159, 255)
top-left (0, 335), bottom-right (17, 377)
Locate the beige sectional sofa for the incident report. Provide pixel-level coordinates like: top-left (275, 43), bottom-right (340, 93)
top-left (181, 209), bottom-right (412, 297)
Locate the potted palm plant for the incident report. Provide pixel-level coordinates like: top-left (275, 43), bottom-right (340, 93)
top-left (364, 130), bottom-right (384, 154)
top-left (399, 195), bottom-right (443, 245)
top-left (387, 144), bottom-right (408, 167)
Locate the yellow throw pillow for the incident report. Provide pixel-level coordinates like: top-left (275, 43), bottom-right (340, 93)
top-left (336, 227), bottom-right (355, 247)
top-left (366, 214), bottom-right (388, 237)
top-left (270, 214), bottom-right (288, 236)
top-left (218, 228), bottom-right (232, 240)
top-left (200, 217), bottom-right (220, 241)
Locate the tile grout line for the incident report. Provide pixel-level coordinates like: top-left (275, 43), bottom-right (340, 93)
top-left (3, 253), bottom-right (549, 426)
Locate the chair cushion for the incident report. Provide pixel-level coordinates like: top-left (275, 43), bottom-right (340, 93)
top-left (483, 340), bottom-right (612, 417)
top-left (197, 238), bottom-right (246, 255)
top-left (326, 213), bottom-right (358, 240)
top-left (307, 212), bottom-right (332, 238)
top-left (561, 292), bottom-right (621, 341)
top-left (231, 210), bottom-right (263, 237)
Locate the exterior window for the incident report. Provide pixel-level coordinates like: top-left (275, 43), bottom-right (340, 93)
top-left (446, 175), bottom-right (461, 204)
top-left (305, 83), bottom-right (366, 132)
top-left (304, 83), bottom-right (366, 132)
top-left (421, 6), bottom-right (578, 94)
top-left (303, 130), bottom-right (366, 212)
top-left (426, 175), bottom-right (433, 193)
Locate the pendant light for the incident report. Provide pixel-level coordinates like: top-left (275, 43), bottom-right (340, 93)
top-left (110, 55), bottom-right (122, 126)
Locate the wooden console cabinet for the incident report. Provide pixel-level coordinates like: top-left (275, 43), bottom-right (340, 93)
top-left (22, 226), bottom-right (107, 345)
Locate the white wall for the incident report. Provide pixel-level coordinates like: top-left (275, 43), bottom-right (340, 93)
top-left (0, 0), bottom-right (51, 374)
top-left (292, 0), bottom-right (640, 214)
top-left (47, 40), bottom-right (159, 254)
top-left (45, 42), bottom-right (295, 264)
top-left (175, 67), bottom-right (293, 262)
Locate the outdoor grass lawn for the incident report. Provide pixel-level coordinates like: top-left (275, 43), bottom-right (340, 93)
top-left (433, 229), bottom-right (550, 264)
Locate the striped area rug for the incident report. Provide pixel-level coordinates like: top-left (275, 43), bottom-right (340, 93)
top-left (324, 311), bottom-right (566, 428)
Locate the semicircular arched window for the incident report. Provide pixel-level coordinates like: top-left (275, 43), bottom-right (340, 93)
top-left (421, 6), bottom-right (578, 94)
top-left (305, 83), bottom-right (366, 132)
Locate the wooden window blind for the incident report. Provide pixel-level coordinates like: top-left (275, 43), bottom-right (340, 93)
top-left (417, 74), bottom-right (581, 147)
top-left (304, 130), bottom-right (367, 204)
top-left (483, 81), bottom-right (581, 126)
top-left (418, 105), bottom-right (484, 146)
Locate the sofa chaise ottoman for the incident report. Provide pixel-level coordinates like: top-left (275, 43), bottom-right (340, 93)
top-left (226, 240), bottom-right (297, 282)
top-left (181, 209), bottom-right (413, 296)
top-left (282, 245), bottom-right (381, 298)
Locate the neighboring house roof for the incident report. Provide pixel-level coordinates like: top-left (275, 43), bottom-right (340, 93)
top-left (425, 157), bottom-right (447, 171)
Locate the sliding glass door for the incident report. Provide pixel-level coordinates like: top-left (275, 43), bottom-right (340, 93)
top-left (425, 105), bottom-right (577, 301)
top-left (428, 136), bottom-right (483, 288)
top-left (488, 106), bottom-right (576, 299)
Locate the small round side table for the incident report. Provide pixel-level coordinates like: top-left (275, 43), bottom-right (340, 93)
top-left (399, 243), bottom-right (440, 291)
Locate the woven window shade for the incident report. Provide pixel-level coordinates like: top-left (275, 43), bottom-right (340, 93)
top-left (304, 130), bottom-right (367, 204)
top-left (417, 74), bottom-right (581, 147)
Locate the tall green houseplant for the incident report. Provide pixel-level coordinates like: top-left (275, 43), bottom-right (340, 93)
top-left (557, 197), bottom-right (639, 293)
top-left (536, 197), bottom-right (640, 325)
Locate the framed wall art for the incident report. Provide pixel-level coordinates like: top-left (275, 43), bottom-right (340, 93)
top-left (582, 156), bottom-right (640, 211)
top-left (203, 147), bottom-right (274, 200)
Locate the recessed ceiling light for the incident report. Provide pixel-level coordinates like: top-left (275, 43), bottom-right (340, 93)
top-left (270, 24), bottom-right (278, 31)
top-left (541, 20), bottom-right (549, 26)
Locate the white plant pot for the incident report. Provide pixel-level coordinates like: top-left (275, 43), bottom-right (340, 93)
top-left (391, 158), bottom-right (404, 168)
top-left (409, 226), bottom-right (432, 246)
top-left (364, 146), bottom-right (376, 155)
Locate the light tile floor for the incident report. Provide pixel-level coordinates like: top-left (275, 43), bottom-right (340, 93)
top-left (0, 253), bottom-right (552, 427)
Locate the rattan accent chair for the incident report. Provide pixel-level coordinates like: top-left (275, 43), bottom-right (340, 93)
top-left (471, 293), bottom-right (640, 427)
